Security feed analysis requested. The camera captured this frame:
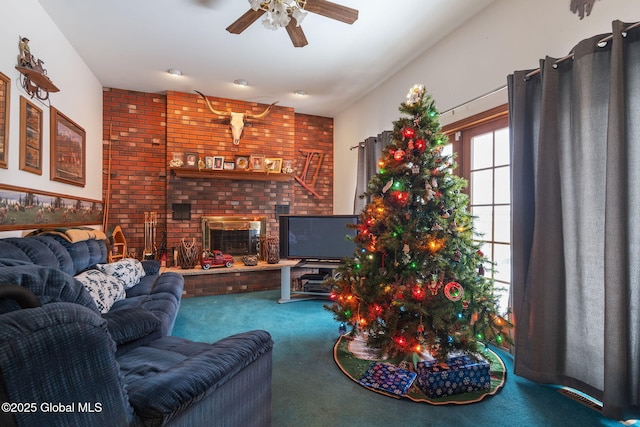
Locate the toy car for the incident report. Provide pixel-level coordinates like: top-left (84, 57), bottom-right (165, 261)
top-left (201, 250), bottom-right (234, 269)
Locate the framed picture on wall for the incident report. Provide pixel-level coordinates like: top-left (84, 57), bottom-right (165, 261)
top-left (20, 96), bottom-right (43, 175)
top-left (0, 183), bottom-right (103, 230)
top-left (223, 161), bottom-right (235, 170)
top-left (0, 72), bottom-right (10, 169)
top-left (50, 106), bottom-right (86, 186)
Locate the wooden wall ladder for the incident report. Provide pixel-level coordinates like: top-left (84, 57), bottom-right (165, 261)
top-left (294, 149), bottom-right (326, 200)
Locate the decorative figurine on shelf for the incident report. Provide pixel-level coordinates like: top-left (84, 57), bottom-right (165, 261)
top-left (177, 238), bottom-right (199, 269)
top-left (264, 235), bottom-right (280, 264)
top-left (201, 249), bottom-right (234, 269)
top-left (158, 231), bottom-right (168, 267)
top-left (15, 36), bottom-right (59, 100)
top-left (242, 254), bottom-right (258, 266)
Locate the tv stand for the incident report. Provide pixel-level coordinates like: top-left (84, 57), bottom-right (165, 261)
top-left (278, 260), bottom-right (341, 303)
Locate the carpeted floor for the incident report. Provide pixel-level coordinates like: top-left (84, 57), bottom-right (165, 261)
top-left (172, 290), bottom-right (635, 427)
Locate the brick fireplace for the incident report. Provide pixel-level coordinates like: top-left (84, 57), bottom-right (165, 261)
top-left (103, 88), bottom-right (335, 295)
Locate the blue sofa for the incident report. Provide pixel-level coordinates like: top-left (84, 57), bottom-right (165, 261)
top-left (0, 233), bottom-right (273, 426)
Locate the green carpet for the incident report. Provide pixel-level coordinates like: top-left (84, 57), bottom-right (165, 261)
top-left (172, 290), bottom-right (635, 427)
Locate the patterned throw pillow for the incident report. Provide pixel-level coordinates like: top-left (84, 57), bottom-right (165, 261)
top-left (75, 269), bottom-right (126, 313)
top-left (96, 259), bottom-right (146, 289)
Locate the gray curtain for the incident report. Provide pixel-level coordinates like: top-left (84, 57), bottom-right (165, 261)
top-left (508, 20), bottom-right (639, 420)
top-left (353, 131), bottom-right (392, 214)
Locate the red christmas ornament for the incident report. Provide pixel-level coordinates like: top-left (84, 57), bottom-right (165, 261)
top-left (370, 303), bottom-right (384, 317)
top-left (394, 336), bottom-right (408, 347)
top-left (411, 286), bottom-right (426, 301)
top-left (414, 138), bottom-right (426, 153)
top-left (394, 149), bottom-right (405, 161)
top-left (402, 127), bottom-right (415, 139)
top-left (391, 191), bottom-right (409, 206)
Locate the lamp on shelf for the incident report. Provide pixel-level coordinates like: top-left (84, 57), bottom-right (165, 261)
top-left (249, 0), bottom-right (308, 30)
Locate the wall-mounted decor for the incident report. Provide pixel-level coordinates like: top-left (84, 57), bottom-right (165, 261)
top-left (294, 149), bottom-right (326, 200)
top-left (0, 183), bottom-right (103, 230)
top-left (0, 72), bottom-right (10, 169)
top-left (15, 36), bottom-right (59, 101)
top-left (19, 96), bottom-right (42, 175)
top-left (195, 90), bottom-right (277, 145)
top-left (570, 0), bottom-right (597, 19)
top-left (50, 106), bottom-right (86, 187)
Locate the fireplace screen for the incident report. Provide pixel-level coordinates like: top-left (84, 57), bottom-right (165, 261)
top-left (202, 216), bottom-right (266, 258)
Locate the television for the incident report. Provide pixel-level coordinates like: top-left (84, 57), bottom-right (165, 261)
top-left (279, 215), bottom-right (358, 262)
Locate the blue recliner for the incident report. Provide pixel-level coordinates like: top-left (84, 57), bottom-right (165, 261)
top-left (0, 234), bottom-right (273, 426)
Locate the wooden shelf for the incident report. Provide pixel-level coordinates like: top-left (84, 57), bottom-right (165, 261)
top-left (170, 167), bottom-right (293, 182)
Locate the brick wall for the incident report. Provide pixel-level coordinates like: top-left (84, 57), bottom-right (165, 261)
top-left (293, 113), bottom-right (334, 213)
top-left (103, 88), bottom-right (334, 279)
top-left (182, 270), bottom-right (281, 297)
top-left (102, 88), bottom-right (167, 256)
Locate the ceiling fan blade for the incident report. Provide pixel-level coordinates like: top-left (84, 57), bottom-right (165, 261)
top-left (304, 0), bottom-right (359, 24)
top-left (285, 19), bottom-right (308, 47)
top-left (226, 9), bottom-right (266, 34)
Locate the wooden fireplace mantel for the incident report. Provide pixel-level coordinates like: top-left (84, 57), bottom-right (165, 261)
top-left (170, 167), bottom-right (293, 182)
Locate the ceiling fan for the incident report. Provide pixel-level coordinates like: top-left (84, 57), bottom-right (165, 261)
top-left (226, 0), bottom-right (359, 47)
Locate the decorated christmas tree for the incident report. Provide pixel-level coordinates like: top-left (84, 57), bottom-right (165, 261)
top-left (326, 84), bottom-right (511, 362)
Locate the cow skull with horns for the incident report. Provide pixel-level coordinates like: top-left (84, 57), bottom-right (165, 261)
top-left (195, 90), bottom-right (278, 145)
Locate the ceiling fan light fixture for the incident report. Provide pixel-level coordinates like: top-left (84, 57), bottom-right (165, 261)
top-left (252, 0), bottom-right (307, 30)
top-left (293, 90), bottom-right (307, 96)
top-left (249, 0), bottom-right (262, 11)
top-left (167, 68), bottom-right (182, 76)
top-left (234, 79), bottom-right (249, 87)
top-left (291, 7), bottom-right (307, 26)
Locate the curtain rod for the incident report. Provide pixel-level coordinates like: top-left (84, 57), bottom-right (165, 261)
top-left (349, 85), bottom-right (507, 150)
top-left (525, 21), bottom-right (639, 80)
top-left (350, 21), bottom-right (639, 150)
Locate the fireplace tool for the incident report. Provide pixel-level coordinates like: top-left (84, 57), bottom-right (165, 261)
top-left (143, 211), bottom-right (157, 260)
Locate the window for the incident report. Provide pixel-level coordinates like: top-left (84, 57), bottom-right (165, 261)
top-left (443, 106), bottom-right (510, 315)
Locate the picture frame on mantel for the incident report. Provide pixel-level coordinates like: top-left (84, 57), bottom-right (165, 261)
top-left (250, 154), bottom-right (264, 171)
top-left (185, 152), bottom-right (198, 168)
top-left (0, 72), bottom-right (10, 169)
top-left (50, 106), bottom-right (86, 186)
top-left (20, 96), bottom-right (43, 175)
top-left (265, 158), bottom-right (282, 173)
top-left (212, 156), bottom-right (224, 170)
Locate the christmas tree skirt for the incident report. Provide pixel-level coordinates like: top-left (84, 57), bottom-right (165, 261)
top-left (333, 335), bottom-right (507, 405)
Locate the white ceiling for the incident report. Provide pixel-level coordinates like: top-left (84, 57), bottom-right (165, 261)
top-left (36, 0), bottom-right (495, 117)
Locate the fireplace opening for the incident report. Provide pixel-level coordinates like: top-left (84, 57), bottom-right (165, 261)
top-left (202, 216), bottom-right (266, 258)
